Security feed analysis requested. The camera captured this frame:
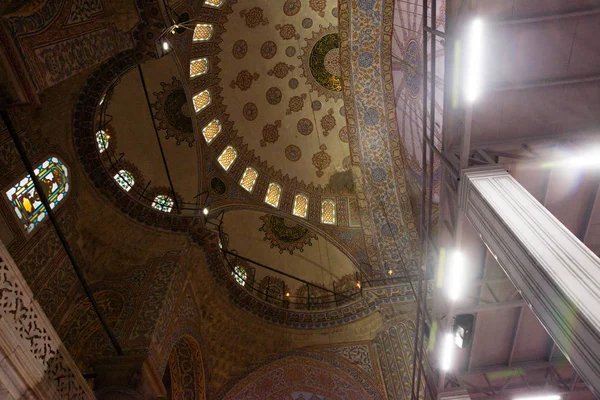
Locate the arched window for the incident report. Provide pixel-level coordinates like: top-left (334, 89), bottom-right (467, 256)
top-left (96, 130), bottom-right (110, 153)
top-left (114, 170), bottom-right (135, 192)
top-left (204, 0), bottom-right (225, 7)
top-left (193, 24), bottom-right (213, 41)
top-left (193, 90), bottom-right (211, 113)
top-left (292, 193), bottom-right (309, 218)
top-left (232, 265), bottom-right (246, 286)
top-left (202, 119), bottom-right (221, 144)
top-left (240, 167), bottom-right (258, 192)
top-left (264, 182), bottom-right (282, 208)
top-left (217, 146), bottom-right (237, 171)
top-left (321, 199), bottom-right (336, 224)
top-left (190, 58), bottom-right (209, 78)
top-left (5, 156), bottom-right (69, 233)
top-left (152, 195), bottom-right (174, 213)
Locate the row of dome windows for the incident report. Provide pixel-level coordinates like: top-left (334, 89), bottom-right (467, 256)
top-left (98, 124), bottom-right (336, 224)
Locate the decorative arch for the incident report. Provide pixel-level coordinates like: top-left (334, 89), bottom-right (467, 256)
top-left (219, 351), bottom-right (384, 400)
top-left (163, 335), bottom-right (207, 400)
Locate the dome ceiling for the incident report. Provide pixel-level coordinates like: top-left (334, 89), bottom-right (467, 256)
top-left (220, 0), bottom-right (350, 189)
top-left (102, 54), bottom-right (201, 205)
top-left (221, 209), bottom-right (358, 295)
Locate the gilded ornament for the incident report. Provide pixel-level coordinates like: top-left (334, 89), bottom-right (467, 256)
top-left (299, 24), bottom-right (343, 101)
top-left (260, 120), bottom-right (282, 147)
top-left (230, 70), bottom-right (260, 91)
top-left (275, 23), bottom-right (300, 40)
top-left (320, 108), bottom-right (336, 136)
top-left (286, 93), bottom-right (307, 115)
top-left (259, 214), bottom-right (317, 254)
top-left (312, 144), bottom-right (331, 178)
top-left (152, 77), bottom-right (194, 146)
top-left (309, 0), bottom-right (326, 17)
top-left (239, 7), bottom-right (269, 28)
top-left (267, 62), bottom-right (295, 79)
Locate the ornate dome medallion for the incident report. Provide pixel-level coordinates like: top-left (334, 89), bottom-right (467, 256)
top-left (299, 24), bottom-right (343, 101)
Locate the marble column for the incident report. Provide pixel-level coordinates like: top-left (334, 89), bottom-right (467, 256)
top-left (458, 167), bottom-right (600, 396)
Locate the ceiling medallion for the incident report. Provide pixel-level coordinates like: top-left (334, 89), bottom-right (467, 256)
top-left (276, 23), bottom-right (300, 40)
top-left (283, 0), bottom-right (301, 16)
top-left (232, 39), bottom-right (248, 59)
top-left (240, 7), bottom-right (269, 28)
top-left (285, 145), bottom-right (302, 161)
top-left (312, 144), bottom-right (331, 177)
top-left (297, 118), bottom-right (313, 135)
top-left (266, 87), bottom-right (282, 105)
top-left (243, 102), bottom-right (258, 121)
top-left (260, 120), bottom-right (282, 147)
top-left (267, 62), bottom-right (295, 79)
top-left (309, 0), bottom-right (327, 17)
top-left (286, 93), bottom-right (307, 115)
top-left (259, 214), bottom-right (317, 255)
top-left (320, 108), bottom-right (336, 136)
top-left (230, 70), bottom-right (260, 91)
top-left (152, 77), bottom-right (194, 146)
top-left (261, 41), bottom-right (277, 59)
top-left (299, 24), bottom-right (343, 101)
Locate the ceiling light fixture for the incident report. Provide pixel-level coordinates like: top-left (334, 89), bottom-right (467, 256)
top-left (203, 207), bottom-right (209, 216)
top-left (162, 41), bottom-right (170, 51)
top-left (465, 18), bottom-right (484, 103)
top-left (440, 332), bottom-right (455, 371)
top-left (446, 250), bottom-right (465, 302)
top-left (513, 395), bottom-right (561, 400)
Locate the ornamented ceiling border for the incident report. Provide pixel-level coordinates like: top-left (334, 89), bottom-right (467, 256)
top-left (206, 247), bottom-right (418, 329)
top-left (338, 0), bottom-right (420, 272)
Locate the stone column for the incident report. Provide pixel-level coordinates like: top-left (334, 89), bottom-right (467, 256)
top-left (458, 167), bottom-right (600, 396)
top-left (93, 355), bottom-right (166, 400)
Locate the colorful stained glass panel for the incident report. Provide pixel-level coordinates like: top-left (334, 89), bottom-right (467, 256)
top-left (218, 146), bottom-right (237, 171)
top-left (265, 182), bottom-right (282, 208)
top-left (321, 199), bottom-right (336, 224)
top-left (193, 24), bottom-right (213, 41)
top-left (202, 119), bottom-right (221, 144)
top-left (152, 195), bottom-right (174, 213)
top-left (233, 265), bottom-right (246, 286)
top-left (240, 167), bottom-right (258, 192)
top-left (293, 193), bottom-right (309, 218)
top-left (5, 157), bottom-right (69, 233)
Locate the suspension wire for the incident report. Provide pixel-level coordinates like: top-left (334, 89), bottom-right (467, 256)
top-left (137, 64), bottom-right (181, 213)
top-left (1, 110), bottom-right (124, 356)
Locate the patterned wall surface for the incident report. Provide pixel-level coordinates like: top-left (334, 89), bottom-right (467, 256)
top-left (339, 0), bottom-right (420, 273)
top-left (167, 335), bottom-right (207, 400)
top-left (219, 351), bottom-right (385, 400)
top-left (374, 319), bottom-right (426, 399)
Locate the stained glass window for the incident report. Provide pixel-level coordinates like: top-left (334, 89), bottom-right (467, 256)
top-left (232, 265), bottom-right (246, 286)
top-left (202, 119), bottom-right (221, 144)
top-left (5, 156), bottom-right (69, 233)
top-left (293, 193), bottom-right (309, 218)
top-left (96, 130), bottom-right (109, 153)
top-left (321, 199), bottom-right (336, 224)
top-left (152, 195), bottom-right (174, 213)
top-left (193, 90), bottom-right (211, 113)
top-left (205, 0), bottom-right (225, 7)
top-left (193, 24), bottom-right (213, 41)
top-left (240, 167), bottom-right (258, 192)
top-left (190, 58), bottom-right (209, 78)
top-left (264, 182), bottom-right (282, 208)
top-left (217, 146), bottom-right (237, 171)
top-left (114, 170), bottom-right (135, 192)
